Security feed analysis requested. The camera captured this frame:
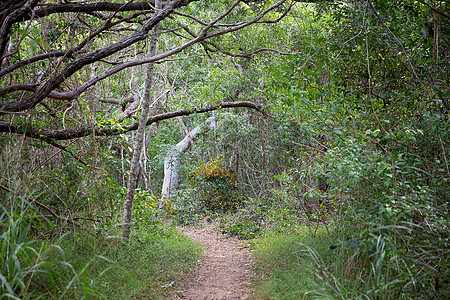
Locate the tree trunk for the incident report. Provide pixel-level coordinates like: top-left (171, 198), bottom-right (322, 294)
top-left (161, 116), bottom-right (216, 198)
top-left (121, 0), bottom-right (162, 241)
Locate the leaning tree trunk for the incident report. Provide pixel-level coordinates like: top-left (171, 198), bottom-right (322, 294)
top-left (161, 116), bottom-right (216, 198)
top-left (121, 0), bottom-right (162, 240)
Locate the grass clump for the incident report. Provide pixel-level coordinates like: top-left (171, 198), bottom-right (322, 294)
top-left (252, 227), bottom-right (363, 300)
top-left (253, 222), bottom-right (450, 299)
top-left (254, 228), bottom-right (338, 299)
top-left (1, 196), bottom-right (201, 299)
top-left (51, 225), bottom-right (201, 299)
top-left (0, 196), bottom-right (64, 299)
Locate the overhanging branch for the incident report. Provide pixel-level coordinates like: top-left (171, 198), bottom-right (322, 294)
top-left (0, 101), bottom-right (264, 141)
top-left (0, 0), bottom-right (185, 114)
top-left (1, 0), bottom-right (292, 112)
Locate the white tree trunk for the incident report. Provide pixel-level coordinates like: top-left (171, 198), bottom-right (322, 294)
top-left (161, 116), bottom-right (216, 198)
top-left (121, 0), bottom-right (162, 240)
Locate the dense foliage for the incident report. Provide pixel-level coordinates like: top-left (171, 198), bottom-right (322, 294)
top-left (1, 0), bottom-right (448, 298)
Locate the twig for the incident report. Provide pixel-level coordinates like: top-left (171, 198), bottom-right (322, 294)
top-left (0, 184), bottom-right (12, 192)
top-left (288, 140), bottom-right (327, 154)
top-left (438, 133), bottom-right (450, 179)
top-left (368, 0), bottom-right (423, 86)
top-left (47, 140), bottom-right (89, 166)
top-left (1, 184), bottom-right (101, 224)
top-left (417, 0), bottom-right (450, 20)
top-left (207, 42), bottom-right (304, 58)
top-left (31, 199), bottom-right (62, 220)
top-left (29, 145), bottom-right (63, 175)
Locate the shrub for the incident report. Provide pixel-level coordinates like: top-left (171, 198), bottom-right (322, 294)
top-left (187, 154), bottom-right (243, 211)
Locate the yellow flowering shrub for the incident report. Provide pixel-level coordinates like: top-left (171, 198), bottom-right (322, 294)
top-left (188, 155), bottom-right (241, 210)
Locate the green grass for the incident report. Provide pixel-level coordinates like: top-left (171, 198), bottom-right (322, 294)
top-left (252, 226), bottom-right (363, 300)
top-left (42, 225), bottom-right (202, 299)
top-left (253, 227), bottom-right (327, 299)
top-left (252, 222), bottom-right (450, 300)
top-left (1, 197), bottom-right (201, 299)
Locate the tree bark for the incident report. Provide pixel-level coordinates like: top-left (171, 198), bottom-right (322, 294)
top-left (0, 101), bottom-right (263, 141)
top-left (0, 0), bottom-right (182, 114)
top-left (162, 116), bottom-right (216, 199)
top-left (1, 0), bottom-right (289, 116)
top-left (121, 0), bottom-right (162, 241)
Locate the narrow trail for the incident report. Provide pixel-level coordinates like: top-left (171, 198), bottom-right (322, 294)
top-left (175, 222), bottom-right (253, 300)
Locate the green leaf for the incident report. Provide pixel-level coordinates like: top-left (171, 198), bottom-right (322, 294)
top-left (30, 40), bottom-right (38, 51)
top-left (334, 128), bottom-right (343, 135)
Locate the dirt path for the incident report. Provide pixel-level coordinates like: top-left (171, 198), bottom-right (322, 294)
top-left (175, 222), bottom-right (253, 300)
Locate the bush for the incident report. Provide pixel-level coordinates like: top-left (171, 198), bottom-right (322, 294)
top-left (173, 187), bottom-right (208, 225)
top-left (186, 154), bottom-right (243, 211)
top-left (321, 136), bottom-right (450, 299)
top-left (219, 198), bottom-right (305, 239)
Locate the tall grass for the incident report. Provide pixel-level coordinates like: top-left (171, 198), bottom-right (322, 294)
top-left (1, 196), bottom-right (201, 299)
top-left (253, 222), bottom-right (450, 300)
top-left (252, 227), bottom-right (338, 300)
top-left (51, 225), bottom-right (202, 299)
top-left (0, 196), bottom-right (79, 299)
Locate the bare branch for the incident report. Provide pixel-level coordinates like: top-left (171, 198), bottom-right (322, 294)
top-left (47, 139), bottom-right (89, 166)
top-left (256, 0), bottom-right (295, 24)
top-left (21, 2), bottom-right (157, 22)
top-left (0, 83), bottom-right (81, 100)
top-left (0, 0), bottom-right (40, 60)
top-left (99, 97), bottom-right (135, 105)
top-left (0, 101), bottom-right (264, 141)
top-left (0, 0), bottom-right (185, 114)
top-left (208, 42), bottom-right (304, 58)
top-left (0, 83), bottom-right (38, 95)
top-left (173, 10), bottom-right (212, 27)
top-left (173, 0), bottom-right (294, 28)
top-left (0, 51), bottom-right (68, 78)
top-left (1, 0), bottom-right (288, 115)
top-left (116, 92), bottom-right (140, 121)
top-left (416, 0), bottom-right (450, 20)
top-left (7, 1), bottom-right (288, 108)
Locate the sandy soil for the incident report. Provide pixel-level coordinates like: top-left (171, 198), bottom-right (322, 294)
top-left (174, 221), bottom-right (253, 300)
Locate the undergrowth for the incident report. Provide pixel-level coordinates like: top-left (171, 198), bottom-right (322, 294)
top-left (252, 227), bottom-right (339, 299)
top-left (0, 196), bottom-right (201, 299)
top-left (252, 212), bottom-right (449, 299)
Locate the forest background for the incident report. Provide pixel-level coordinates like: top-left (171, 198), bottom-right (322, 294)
top-left (0, 0), bottom-right (449, 299)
